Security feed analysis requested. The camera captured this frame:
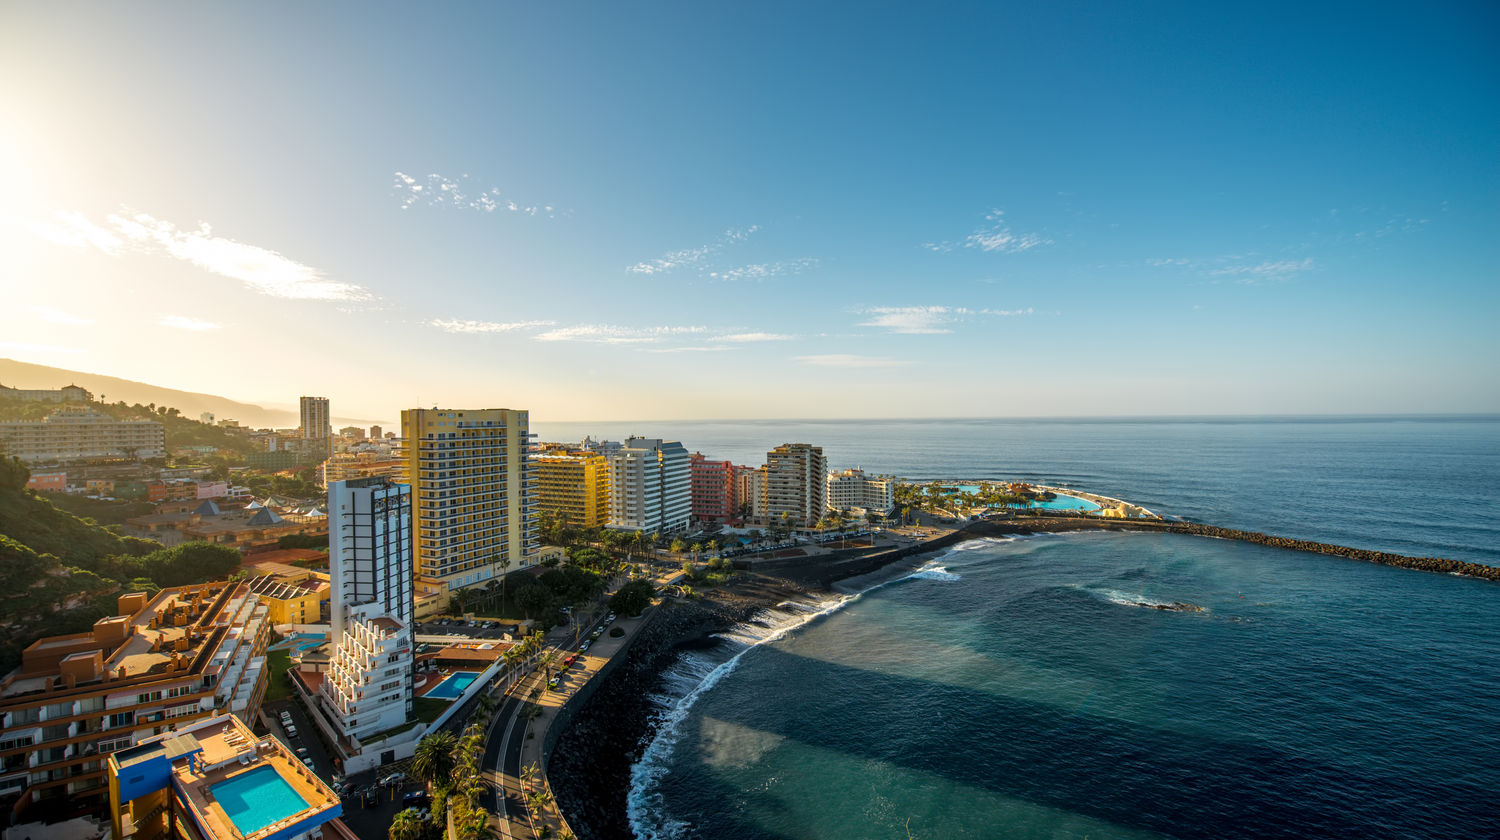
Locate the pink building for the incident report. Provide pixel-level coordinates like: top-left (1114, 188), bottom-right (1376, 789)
top-left (689, 452), bottom-right (736, 523)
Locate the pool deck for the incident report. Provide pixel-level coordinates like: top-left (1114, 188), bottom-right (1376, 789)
top-left (167, 717), bottom-right (338, 840)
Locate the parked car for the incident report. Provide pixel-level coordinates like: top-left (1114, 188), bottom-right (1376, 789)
top-left (402, 790), bottom-right (430, 805)
top-left (381, 771), bottom-right (408, 786)
top-left (302, 757), bottom-right (315, 770)
top-left (285, 726), bottom-right (298, 738)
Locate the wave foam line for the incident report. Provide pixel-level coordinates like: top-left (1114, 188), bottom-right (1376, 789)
top-left (626, 595), bottom-right (851, 840)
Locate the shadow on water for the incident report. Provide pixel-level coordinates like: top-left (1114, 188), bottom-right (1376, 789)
top-left (692, 645), bottom-right (1499, 839)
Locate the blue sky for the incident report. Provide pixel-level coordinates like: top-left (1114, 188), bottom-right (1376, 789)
top-left (2, 2), bottom-right (1496, 423)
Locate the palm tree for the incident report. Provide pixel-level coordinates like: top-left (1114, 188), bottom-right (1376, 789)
top-left (496, 554), bottom-right (513, 613)
top-left (538, 650), bottom-right (558, 682)
top-left (412, 730), bottom-right (458, 792)
top-left (389, 807), bottom-right (423, 840)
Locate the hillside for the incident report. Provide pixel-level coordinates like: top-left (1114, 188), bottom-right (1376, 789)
top-left (0, 457), bottom-right (243, 672)
top-left (0, 358), bottom-right (297, 427)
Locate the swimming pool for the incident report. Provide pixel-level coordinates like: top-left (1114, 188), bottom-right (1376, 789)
top-left (424, 671), bottom-right (480, 700)
top-left (211, 765), bottom-right (308, 836)
top-left (1026, 494), bottom-right (1100, 512)
top-left (937, 484), bottom-right (1101, 512)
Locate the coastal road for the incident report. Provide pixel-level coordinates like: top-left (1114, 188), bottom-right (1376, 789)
top-left (484, 659), bottom-right (556, 840)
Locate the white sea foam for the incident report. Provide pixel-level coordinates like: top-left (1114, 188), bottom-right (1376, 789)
top-left (905, 563), bottom-right (961, 582)
top-left (627, 595), bottom-right (852, 840)
top-left (1097, 588), bottom-right (1178, 608)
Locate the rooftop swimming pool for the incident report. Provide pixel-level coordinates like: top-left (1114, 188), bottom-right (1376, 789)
top-left (211, 765), bottom-right (308, 836)
top-left (424, 671), bottom-right (480, 700)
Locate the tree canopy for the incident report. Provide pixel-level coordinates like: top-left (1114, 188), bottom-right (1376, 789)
top-left (609, 580), bottom-right (654, 617)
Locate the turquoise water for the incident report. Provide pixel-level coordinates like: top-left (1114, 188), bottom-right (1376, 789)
top-left (631, 532), bottom-right (1500, 839)
top-left (424, 670), bottom-right (480, 700)
top-left (1026, 494), bottom-right (1099, 512)
top-left (937, 483), bottom-right (1101, 512)
top-left (211, 766), bottom-right (308, 835)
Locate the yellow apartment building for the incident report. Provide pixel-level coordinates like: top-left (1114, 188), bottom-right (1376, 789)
top-left (400, 408), bottom-right (537, 592)
top-left (533, 448), bottom-right (610, 529)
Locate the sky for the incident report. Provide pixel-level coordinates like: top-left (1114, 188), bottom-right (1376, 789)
top-left (1, 1), bottom-right (1497, 424)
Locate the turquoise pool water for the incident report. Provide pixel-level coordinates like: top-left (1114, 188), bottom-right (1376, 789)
top-left (425, 670), bottom-right (480, 700)
top-left (1028, 494), bottom-right (1100, 512)
top-left (211, 766), bottom-right (308, 835)
top-left (938, 484), bottom-right (1101, 512)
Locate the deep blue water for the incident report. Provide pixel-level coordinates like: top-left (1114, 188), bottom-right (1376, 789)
top-left (527, 417), bottom-right (1500, 839)
top-left (536, 416), bottom-right (1500, 564)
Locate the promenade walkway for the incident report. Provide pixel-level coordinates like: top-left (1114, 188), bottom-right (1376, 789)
top-left (480, 575), bottom-right (672, 840)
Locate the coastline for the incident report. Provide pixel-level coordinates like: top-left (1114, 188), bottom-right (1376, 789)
top-left (550, 515), bottom-right (1500, 837)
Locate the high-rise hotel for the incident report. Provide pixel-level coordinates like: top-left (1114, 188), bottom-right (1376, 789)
top-left (400, 408), bottom-right (537, 592)
top-left (319, 477), bottom-right (414, 742)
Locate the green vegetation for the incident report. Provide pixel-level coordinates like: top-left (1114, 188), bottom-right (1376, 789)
top-left (265, 649), bottom-right (294, 703)
top-left (46, 494), bottom-right (155, 526)
top-left (277, 533), bottom-right (330, 550)
top-left (411, 717), bottom-right (503, 840)
top-left (413, 696), bottom-right (450, 723)
top-left (893, 481), bottom-right (1041, 521)
top-left (0, 455), bottom-right (251, 672)
top-left (609, 580), bottom-right (655, 617)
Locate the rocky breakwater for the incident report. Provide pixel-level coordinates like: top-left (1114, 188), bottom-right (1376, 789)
top-left (967, 515), bottom-right (1500, 582)
top-left (1153, 521), bottom-right (1500, 582)
top-left (549, 579), bottom-right (809, 840)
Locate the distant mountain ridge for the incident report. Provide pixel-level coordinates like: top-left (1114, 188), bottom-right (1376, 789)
top-left (0, 358), bottom-right (378, 429)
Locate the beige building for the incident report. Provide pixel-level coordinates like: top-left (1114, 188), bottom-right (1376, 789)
top-left (317, 452), bottom-right (405, 488)
top-left (763, 443), bottom-right (828, 526)
top-left (734, 465), bottom-right (764, 518)
top-left (401, 408), bottom-right (537, 592)
top-left (0, 408), bottom-right (164, 464)
top-left (0, 384), bottom-right (92, 403)
top-left (533, 447), bottom-right (611, 529)
top-left (0, 584), bottom-right (270, 824)
top-left (826, 468), bottom-right (896, 515)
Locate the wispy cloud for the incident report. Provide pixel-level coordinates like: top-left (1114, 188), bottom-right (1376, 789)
top-left (158, 315), bottom-right (221, 331)
top-left (1206, 258), bottom-right (1315, 283)
top-left (30, 305), bottom-right (92, 326)
top-left (711, 332), bottom-right (795, 343)
top-left (858, 305), bottom-right (1034, 334)
top-left (626, 244), bottom-right (714, 275)
top-left (925, 210), bottom-right (1050, 254)
top-left (111, 212), bottom-right (364, 300)
top-left (1150, 254), bottom-right (1316, 285)
top-left (428, 318), bottom-right (557, 334)
top-left (29, 208), bottom-right (364, 301)
top-left (534, 324), bottom-right (709, 344)
top-left (795, 354), bottom-right (910, 368)
top-left (707, 258), bottom-right (818, 282)
top-left (627, 225), bottom-right (785, 277)
top-left (641, 345), bottom-right (732, 354)
top-left (393, 171), bottom-right (555, 217)
top-left (26, 211), bottom-right (123, 255)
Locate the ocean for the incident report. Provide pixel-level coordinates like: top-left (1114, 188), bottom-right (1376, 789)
top-left (532, 417), bottom-right (1500, 839)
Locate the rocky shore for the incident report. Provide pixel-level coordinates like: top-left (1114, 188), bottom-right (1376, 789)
top-left (549, 577), bottom-right (812, 840)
